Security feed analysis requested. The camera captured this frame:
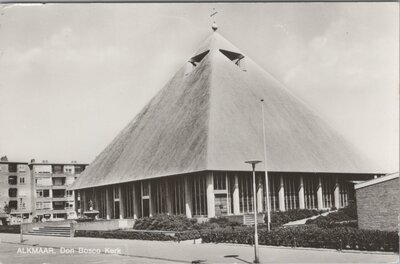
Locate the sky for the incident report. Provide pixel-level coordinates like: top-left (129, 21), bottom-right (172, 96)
top-left (0, 3), bottom-right (398, 172)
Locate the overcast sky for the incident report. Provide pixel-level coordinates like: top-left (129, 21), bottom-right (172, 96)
top-left (0, 3), bottom-right (398, 172)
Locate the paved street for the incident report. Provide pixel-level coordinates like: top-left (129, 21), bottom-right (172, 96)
top-left (0, 233), bottom-right (398, 264)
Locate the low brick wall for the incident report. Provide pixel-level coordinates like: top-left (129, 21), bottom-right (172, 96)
top-left (356, 177), bottom-right (400, 232)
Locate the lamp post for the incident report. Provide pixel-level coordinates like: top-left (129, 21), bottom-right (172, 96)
top-left (261, 99), bottom-right (271, 232)
top-left (245, 160), bottom-right (262, 264)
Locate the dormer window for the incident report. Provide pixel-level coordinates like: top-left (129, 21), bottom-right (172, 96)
top-left (219, 49), bottom-right (246, 71)
top-left (185, 50), bottom-right (210, 76)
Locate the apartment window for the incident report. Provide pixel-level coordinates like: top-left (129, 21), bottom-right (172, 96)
top-left (19, 199), bottom-right (26, 209)
top-left (8, 176), bottom-right (17, 185)
top-left (53, 165), bottom-right (63, 174)
top-left (19, 177), bottom-right (25, 184)
top-left (9, 188), bottom-right (17, 198)
top-left (36, 189), bottom-right (50, 198)
top-left (8, 164), bottom-right (17, 173)
top-left (66, 202), bottom-right (74, 209)
top-left (74, 165), bottom-right (85, 174)
top-left (36, 202), bottom-right (52, 210)
top-left (66, 190), bottom-right (73, 197)
top-left (9, 200), bottom-right (18, 210)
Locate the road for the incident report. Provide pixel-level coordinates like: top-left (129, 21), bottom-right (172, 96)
top-left (0, 233), bottom-right (398, 264)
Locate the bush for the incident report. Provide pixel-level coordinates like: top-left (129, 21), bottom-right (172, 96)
top-left (75, 229), bottom-right (201, 242)
top-left (0, 225), bottom-right (20, 233)
top-left (306, 204), bottom-right (358, 228)
top-left (200, 226), bottom-right (399, 252)
top-left (75, 216), bottom-right (95, 223)
top-left (134, 214), bottom-right (197, 231)
top-left (269, 209), bottom-right (319, 228)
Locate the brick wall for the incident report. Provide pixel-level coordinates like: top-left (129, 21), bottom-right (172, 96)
top-left (356, 177), bottom-right (399, 231)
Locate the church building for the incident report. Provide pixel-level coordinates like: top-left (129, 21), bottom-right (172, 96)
top-left (72, 24), bottom-right (381, 221)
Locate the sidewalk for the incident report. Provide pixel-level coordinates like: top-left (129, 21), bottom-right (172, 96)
top-left (0, 233), bottom-right (398, 264)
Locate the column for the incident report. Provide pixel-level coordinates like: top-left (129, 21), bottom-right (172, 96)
top-left (94, 189), bottom-right (100, 219)
top-left (317, 176), bottom-right (323, 210)
top-left (233, 173), bottom-right (240, 215)
top-left (81, 190), bottom-right (87, 213)
top-left (132, 183), bottom-right (140, 219)
top-left (298, 175), bottom-right (305, 209)
top-left (334, 176), bottom-right (340, 209)
top-left (165, 179), bottom-right (173, 215)
top-left (184, 177), bottom-right (192, 218)
top-left (256, 175), bottom-right (264, 213)
top-left (118, 185), bottom-right (125, 219)
top-left (206, 172), bottom-right (215, 218)
top-left (278, 175), bottom-right (285, 211)
top-left (149, 181), bottom-right (155, 217)
top-left (105, 187), bottom-right (112, 220)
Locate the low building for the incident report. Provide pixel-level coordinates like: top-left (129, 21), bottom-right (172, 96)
top-left (355, 173), bottom-right (399, 231)
top-left (0, 157), bottom-right (33, 224)
top-left (29, 160), bottom-right (88, 221)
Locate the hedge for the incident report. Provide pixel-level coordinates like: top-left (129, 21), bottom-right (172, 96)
top-left (75, 229), bottom-right (201, 242)
top-left (201, 226), bottom-right (399, 252)
top-left (134, 214), bottom-right (198, 231)
top-left (306, 203), bottom-right (358, 228)
top-left (269, 209), bottom-right (320, 228)
top-left (0, 225), bottom-right (20, 233)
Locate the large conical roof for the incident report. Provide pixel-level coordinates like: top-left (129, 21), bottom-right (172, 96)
top-left (73, 32), bottom-right (379, 190)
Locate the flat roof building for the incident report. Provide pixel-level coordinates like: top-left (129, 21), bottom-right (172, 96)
top-left (29, 160), bottom-right (88, 221)
top-left (0, 157), bottom-right (32, 224)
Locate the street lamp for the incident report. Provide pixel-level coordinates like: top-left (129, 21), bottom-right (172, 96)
top-left (261, 99), bottom-right (271, 232)
top-left (245, 160), bottom-right (262, 264)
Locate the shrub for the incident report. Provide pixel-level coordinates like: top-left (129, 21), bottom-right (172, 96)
top-left (200, 226), bottom-right (399, 252)
top-left (306, 204), bottom-right (358, 228)
top-left (208, 217), bottom-right (241, 228)
top-left (0, 225), bottom-right (20, 233)
top-left (134, 214), bottom-right (197, 231)
top-left (268, 209), bottom-right (319, 228)
top-left (75, 216), bottom-right (95, 222)
top-left (75, 229), bottom-right (201, 242)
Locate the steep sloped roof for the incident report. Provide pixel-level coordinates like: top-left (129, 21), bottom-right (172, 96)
top-left (73, 32), bottom-right (380, 190)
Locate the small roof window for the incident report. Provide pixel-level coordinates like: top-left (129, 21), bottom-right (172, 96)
top-left (219, 49), bottom-right (246, 71)
top-left (185, 50), bottom-right (210, 76)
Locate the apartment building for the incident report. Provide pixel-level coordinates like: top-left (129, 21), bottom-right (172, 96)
top-left (0, 157), bottom-right (33, 224)
top-left (29, 160), bottom-right (88, 221)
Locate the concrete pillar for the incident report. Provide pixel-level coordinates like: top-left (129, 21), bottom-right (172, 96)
top-left (165, 179), bottom-right (173, 215)
top-left (278, 175), bottom-right (285, 211)
top-left (81, 190), bottom-right (87, 213)
top-left (299, 175), bottom-right (305, 209)
top-left (334, 176), bottom-right (340, 209)
top-left (256, 175), bottom-right (264, 213)
top-left (317, 176), bottom-right (323, 210)
top-left (132, 183), bottom-right (140, 219)
top-left (118, 185), bottom-right (125, 219)
top-left (206, 172), bottom-right (215, 218)
top-left (233, 173), bottom-right (240, 215)
top-left (105, 187), bottom-right (112, 220)
top-left (149, 181), bottom-right (155, 217)
top-left (184, 177), bottom-right (192, 218)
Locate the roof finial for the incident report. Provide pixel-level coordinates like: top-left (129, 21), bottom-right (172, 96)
top-left (210, 8), bottom-right (218, 32)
